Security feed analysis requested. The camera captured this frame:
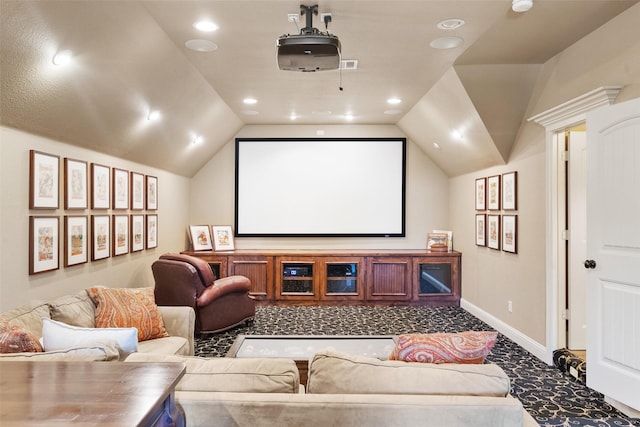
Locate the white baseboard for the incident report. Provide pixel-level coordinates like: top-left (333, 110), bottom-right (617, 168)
top-left (461, 298), bottom-right (548, 364)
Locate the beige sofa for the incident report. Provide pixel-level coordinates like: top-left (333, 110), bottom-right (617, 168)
top-left (126, 350), bottom-right (539, 427)
top-left (0, 289), bottom-right (194, 360)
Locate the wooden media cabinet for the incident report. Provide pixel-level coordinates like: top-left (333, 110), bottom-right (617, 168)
top-left (182, 250), bottom-right (461, 307)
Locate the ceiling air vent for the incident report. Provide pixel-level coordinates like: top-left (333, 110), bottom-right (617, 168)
top-left (340, 59), bottom-right (358, 70)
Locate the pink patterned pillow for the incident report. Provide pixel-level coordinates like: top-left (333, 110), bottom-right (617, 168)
top-left (388, 331), bottom-right (498, 364)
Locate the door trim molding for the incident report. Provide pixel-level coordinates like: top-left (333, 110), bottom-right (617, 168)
top-left (528, 85), bottom-right (622, 364)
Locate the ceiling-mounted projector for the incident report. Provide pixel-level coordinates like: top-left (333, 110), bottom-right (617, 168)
top-left (277, 4), bottom-right (341, 72)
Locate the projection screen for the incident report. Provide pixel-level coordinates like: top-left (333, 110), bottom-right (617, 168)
top-left (235, 138), bottom-right (406, 237)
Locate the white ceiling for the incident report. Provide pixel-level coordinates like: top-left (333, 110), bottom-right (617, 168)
top-left (1, 1), bottom-right (637, 177)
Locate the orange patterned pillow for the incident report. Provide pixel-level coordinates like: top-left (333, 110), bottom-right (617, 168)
top-left (388, 331), bottom-right (498, 364)
top-left (86, 287), bottom-right (168, 342)
top-left (0, 317), bottom-right (44, 353)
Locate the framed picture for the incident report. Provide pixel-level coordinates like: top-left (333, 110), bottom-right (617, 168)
top-left (29, 216), bottom-right (59, 274)
top-left (487, 175), bottom-right (500, 210)
top-left (502, 171), bottom-right (518, 210)
top-left (426, 232), bottom-right (448, 250)
top-left (91, 215), bottom-right (110, 261)
top-left (487, 214), bottom-right (500, 250)
top-left (64, 158), bottom-right (88, 210)
top-left (189, 225), bottom-right (212, 251)
top-left (475, 214), bottom-right (486, 247)
top-left (91, 163), bottom-right (110, 209)
top-left (146, 175), bottom-right (158, 210)
top-left (502, 215), bottom-right (518, 253)
top-left (475, 178), bottom-right (486, 210)
top-left (112, 168), bottom-right (129, 210)
top-left (432, 229), bottom-right (453, 251)
top-left (64, 215), bottom-right (88, 266)
top-left (146, 214), bottom-right (158, 249)
top-left (130, 214), bottom-right (145, 252)
top-left (212, 225), bottom-right (235, 251)
top-left (29, 150), bottom-right (59, 209)
top-left (130, 172), bottom-right (144, 210)
top-left (112, 214), bottom-right (129, 256)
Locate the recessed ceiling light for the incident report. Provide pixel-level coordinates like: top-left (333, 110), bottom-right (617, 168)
top-left (147, 110), bottom-right (161, 121)
top-left (185, 39), bottom-right (218, 52)
top-left (451, 129), bottom-right (464, 140)
top-left (512, 0), bottom-right (533, 12)
top-left (344, 113), bottom-right (354, 121)
top-left (243, 98), bottom-right (257, 105)
top-left (387, 97), bottom-right (402, 105)
top-left (52, 50), bottom-right (73, 66)
top-left (193, 20), bottom-right (219, 32)
top-left (289, 113), bottom-right (297, 120)
top-left (430, 36), bottom-right (464, 49)
top-left (433, 142), bottom-right (441, 150)
top-left (192, 135), bottom-right (203, 145)
top-left (437, 19), bottom-right (465, 30)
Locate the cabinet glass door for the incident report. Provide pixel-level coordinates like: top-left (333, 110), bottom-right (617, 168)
top-left (326, 263), bottom-right (358, 294)
top-left (419, 263), bottom-right (452, 294)
top-left (282, 263), bottom-right (314, 294)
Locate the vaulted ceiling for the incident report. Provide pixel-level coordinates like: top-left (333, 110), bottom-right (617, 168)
top-left (1, 1), bottom-right (637, 176)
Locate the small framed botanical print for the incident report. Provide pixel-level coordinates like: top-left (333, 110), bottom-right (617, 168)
top-left (112, 214), bottom-right (129, 256)
top-left (475, 214), bottom-right (486, 247)
top-left (64, 215), bottom-right (88, 266)
top-left (146, 175), bottom-right (158, 210)
top-left (146, 214), bottom-right (158, 249)
top-left (487, 175), bottom-right (500, 210)
top-left (113, 168), bottom-right (129, 210)
top-left (502, 171), bottom-right (517, 210)
top-left (91, 215), bottom-right (110, 261)
top-left (29, 150), bottom-right (59, 209)
top-left (91, 163), bottom-right (110, 209)
top-left (130, 214), bottom-right (145, 252)
top-left (502, 215), bottom-right (518, 253)
top-left (64, 158), bottom-right (88, 210)
top-left (475, 178), bottom-right (486, 210)
top-left (487, 214), bottom-right (500, 250)
top-left (130, 172), bottom-right (145, 210)
top-left (29, 216), bottom-right (59, 274)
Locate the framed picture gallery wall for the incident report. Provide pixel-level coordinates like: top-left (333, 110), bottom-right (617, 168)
top-left (27, 149), bottom-right (160, 273)
top-left (475, 171), bottom-right (518, 254)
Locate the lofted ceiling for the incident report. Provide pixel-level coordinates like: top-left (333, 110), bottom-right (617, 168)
top-left (1, 1), bottom-right (637, 177)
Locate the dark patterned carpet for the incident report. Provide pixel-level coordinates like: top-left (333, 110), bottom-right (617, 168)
top-left (195, 305), bottom-right (640, 427)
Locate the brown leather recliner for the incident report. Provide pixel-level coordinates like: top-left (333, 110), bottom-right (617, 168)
top-left (152, 253), bottom-right (255, 334)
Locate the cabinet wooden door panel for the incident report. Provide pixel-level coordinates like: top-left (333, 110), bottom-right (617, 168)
top-left (229, 256), bottom-right (273, 300)
top-left (367, 257), bottom-right (411, 301)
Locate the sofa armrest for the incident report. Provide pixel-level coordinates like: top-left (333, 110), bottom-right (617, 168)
top-left (158, 306), bottom-right (195, 356)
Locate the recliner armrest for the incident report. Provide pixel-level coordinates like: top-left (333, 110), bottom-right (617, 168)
top-left (196, 276), bottom-right (251, 307)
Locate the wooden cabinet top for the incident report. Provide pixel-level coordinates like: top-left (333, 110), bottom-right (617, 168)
top-left (183, 249), bottom-right (461, 258)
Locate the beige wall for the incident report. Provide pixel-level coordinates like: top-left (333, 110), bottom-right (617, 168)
top-left (190, 124), bottom-right (450, 250)
top-left (0, 126), bottom-right (190, 311)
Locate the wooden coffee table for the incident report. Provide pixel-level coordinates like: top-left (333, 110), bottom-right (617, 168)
top-left (0, 361), bottom-right (186, 427)
top-left (227, 335), bottom-right (397, 384)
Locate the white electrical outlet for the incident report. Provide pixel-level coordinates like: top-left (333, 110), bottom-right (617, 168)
top-left (508, 301), bottom-right (513, 313)
top-left (287, 13), bottom-right (299, 23)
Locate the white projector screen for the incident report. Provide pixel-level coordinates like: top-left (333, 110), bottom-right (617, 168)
top-left (235, 138), bottom-right (406, 237)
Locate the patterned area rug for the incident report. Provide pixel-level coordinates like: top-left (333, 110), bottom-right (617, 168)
top-left (195, 305), bottom-right (640, 427)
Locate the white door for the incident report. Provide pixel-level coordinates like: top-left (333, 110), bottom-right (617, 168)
top-left (586, 97), bottom-right (640, 410)
top-left (568, 131), bottom-right (587, 349)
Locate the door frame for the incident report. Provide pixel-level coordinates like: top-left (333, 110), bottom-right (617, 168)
top-left (528, 86), bottom-right (621, 364)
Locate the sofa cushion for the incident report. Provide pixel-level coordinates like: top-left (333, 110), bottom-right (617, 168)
top-left (137, 336), bottom-right (192, 356)
top-left (0, 318), bottom-right (43, 353)
top-left (0, 301), bottom-right (50, 339)
top-left (87, 287), bottom-right (168, 342)
top-left (389, 331), bottom-right (498, 364)
top-left (0, 341), bottom-right (120, 361)
top-left (48, 290), bottom-right (96, 328)
top-left (125, 353), bottom-right (300, 394)
top-left (307, 350), bottom-right (510, 397)
top-left (41, 317), bottom-right (138, 353)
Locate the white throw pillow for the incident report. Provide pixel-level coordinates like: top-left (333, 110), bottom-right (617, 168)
top-left (41, 317), bottom-right (138, 353)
